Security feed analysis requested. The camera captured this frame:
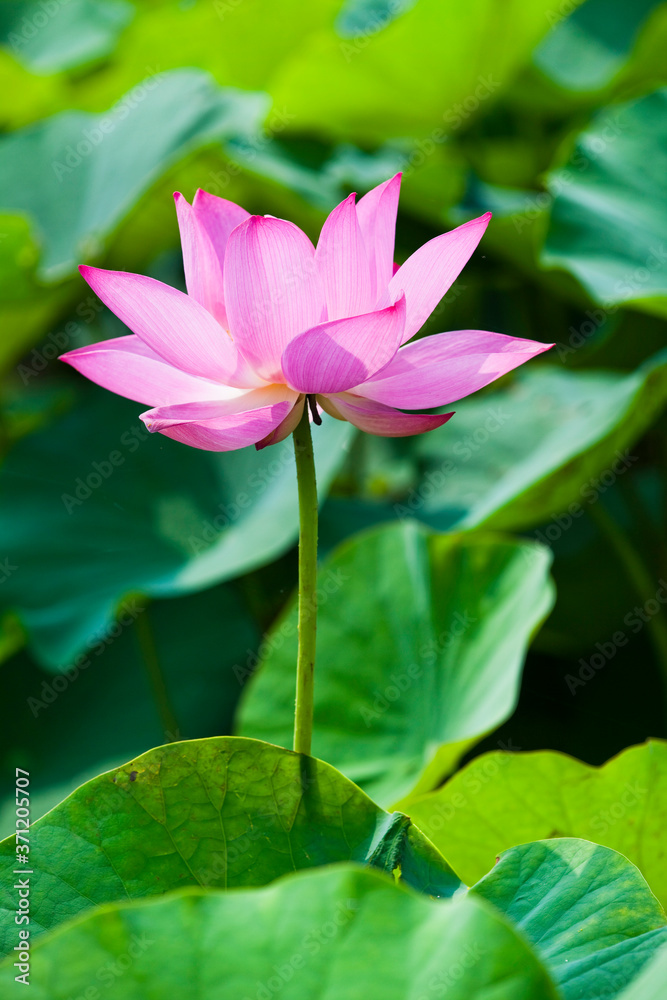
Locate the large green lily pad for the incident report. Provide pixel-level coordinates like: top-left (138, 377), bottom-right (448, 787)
top-left (2, 839), bottom-right (665, 998)
top-left (0, 865), bottom-right (558, 999)
top-left (533, 0), bottom-right (662, 94)
top-left (0, 388), bottom-right (352, 668)
top-left (269, 0), bottom-right (584, 142)
top-left (472, 839), bottom-right (667, 1000)
top-left (405, 740), bottom-right (667, 907)
top-left (238, 521), bottom-right (554, 806)
top-left (616, 943), bottom-right (667, 1000)
top-left (0, 0), bottom-right (134, 75)
top-left (411, 350), bottom-right (667, 532)
top-left (542, 89), bottom-right (667, 316)
top-left (0, 68), bottom-right (267, 282)
top-left (0, 737), bottom-right (460, 957)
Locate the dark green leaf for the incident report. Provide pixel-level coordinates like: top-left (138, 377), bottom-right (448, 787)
top-left (0, 581), bottom-right (260, 836)
top-left (0, 389), bottom-right (352, 667)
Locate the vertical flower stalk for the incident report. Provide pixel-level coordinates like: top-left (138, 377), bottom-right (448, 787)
top-left (134, 607), bottom-right (181, 744)
top-left (292, 398), bottom-right (319, 755)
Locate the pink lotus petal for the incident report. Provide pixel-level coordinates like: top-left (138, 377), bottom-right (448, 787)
top-left (356, 330), bottom-right (552, 408)
top-left (319, 392), bottom-right (454, 437)
top-left (223, 216), bottom-right (325, 382)
top-left (387, 213), bottom-right (492, 344)
top-left (192, 189), bottom-right (250, 328)
top-left (174, 192), bottom-right (226, 325)
top-left (281, 296), bottom-right (406, 395)
top-left (356, 173), bottom-right (401, 301)
top-left (66, 183), bottom-right (549, 455)
top-left (142, 383), bottom-right (297, 420)
top-left (315, 193), bottom-right (374, 320)
top-left (79, 266), bottom-right (262, 388)
top-left (256, 394), bottom-right (306, 450)
top-left (141, 395), bottom-right (297, 452)
top-left (192, 189), bottom-right (250, 254)
top-left (60, 335), bottom-right (245, 406)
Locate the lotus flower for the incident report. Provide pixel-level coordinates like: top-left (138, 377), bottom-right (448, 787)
top-left (61, 175), bottom-right (550, 451)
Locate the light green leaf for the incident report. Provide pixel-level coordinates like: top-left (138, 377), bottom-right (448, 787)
top-left (412, 351), bottom-right (667, 532)
top-left (66, 0), bottom-right (340, 110)
top-left (0, 0), bottom-right (134, 75)
top-left (0, 389), bottom-right (352, 667)
top-left (26, 0), bottom-right (578, 145)
top-left (471, 839), bottom-right (667, 1000)
top-left (0, 68), bottom-right (267, 281)
top-left (269, 0), bottom-right (584, 143)
top-left (0, 215), bottom-right (71, 369)
top-left (0, 737), bottom-right (461, 957)
top-left (238, 521), bottom-right (554, 806)
top-left (533, 0), bottom-right (662, 93)
top-left (0, 50), bottom-right (61, 131)
top-left (542, 89), bottom-right (667, 316)
top-left (405, 740), bottom-right (667, 907)
top-left (0, 213), bottom-right (40, 299)
top-left (0, 865), bottom-right (558, 999)
top-left (616, 943), bottom-right (667, 1000)
top-left (336, 0), bottom-right (419, 36)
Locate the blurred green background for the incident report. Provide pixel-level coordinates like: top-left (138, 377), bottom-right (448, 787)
top-left (1, 0), bottom-right (667, 828)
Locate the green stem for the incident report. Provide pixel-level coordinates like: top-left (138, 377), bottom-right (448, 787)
top-left (135, 605), bottom-right (181, 744)
top-left (292, 399), bottom-right (319, 756)
top-left (589, 502), bottom-right (667, 699)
